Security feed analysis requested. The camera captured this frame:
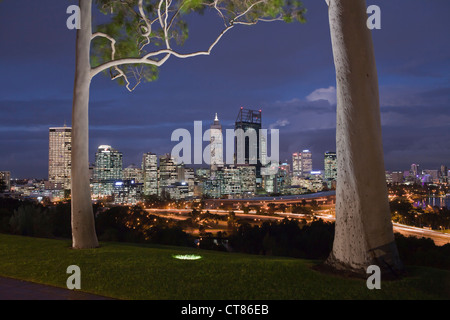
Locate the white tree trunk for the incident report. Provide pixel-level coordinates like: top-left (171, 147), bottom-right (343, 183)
top-left (71, 0), bottom-right (99, 249)
top-left (325, 0), bottom-right (402, 275)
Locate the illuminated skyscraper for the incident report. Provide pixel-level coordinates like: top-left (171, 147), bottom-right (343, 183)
top-left (48, 126), bottom-right (72, 189)
top-left (301, 150), bottom-right (312, 176)
top-left (158, 153), bottom-right (178, 197)
top-left (93, 145), bottom-right (123, 196)
top-left (324, 151), bottom-right (337, 181)
top-left (235, 108), bottom-right (262, 179)
top-left (210, 113), bottom-right (223, 171)
top-left (142, 152), bottom-right (158, 196)
top-left (292, 150), bottom-right (312, 177)
top-left (292, 152), bottom-right (301, 177)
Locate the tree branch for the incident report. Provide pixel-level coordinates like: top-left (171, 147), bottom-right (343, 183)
top-left (90, 0), bottom-right (295, 88)
top-left (90, 23), bottom-right (234, 79)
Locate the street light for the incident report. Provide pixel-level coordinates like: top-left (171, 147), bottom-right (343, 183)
top-left (172, 254), bottom-right (202, 260)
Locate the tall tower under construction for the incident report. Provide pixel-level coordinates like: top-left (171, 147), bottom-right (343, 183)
top-left (235, 107), bottom-right (262, 181)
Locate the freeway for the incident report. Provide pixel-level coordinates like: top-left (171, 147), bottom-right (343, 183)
top-left (145, 208), bottom-right (450, 246)
top-left (392, 222), bottom-right (450, 246)
top-left (145, 208), bottom-right (284, 221)
top-left (312, 212), bottom-right (450, 246)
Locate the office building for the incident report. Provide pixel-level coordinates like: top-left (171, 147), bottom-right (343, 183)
top-left (123, 164), bottom-right (143, 183)
top-left (239, 166), bottom-right (256, 195)
top-left (301, 150), bottom-right (312, 176)
top-left (235, 108), bottom-right (262, 179)
top-left (210, 113), bottom-right (224, 172)
top-left (292, 150), bottom-right (312, 177)
top-left (292, 152), bottom-right (301, 177)
top-left (93, 145), bottom-right (123, 196)
top-left (48, 126), bottom-right (72, 190)
top-left (324, 151), bottom-right (337, 181)
top-left (142, 152), bottom-right (158, 196)
top-left (113, 180), bottom-right (144, 205)
top-left (158, 153), bottom-right (178, 198)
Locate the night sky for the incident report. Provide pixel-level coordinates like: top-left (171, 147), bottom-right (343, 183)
top-left (1, 0), bottom-right (449, 179)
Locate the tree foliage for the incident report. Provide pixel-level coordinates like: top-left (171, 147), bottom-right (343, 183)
top-left (90, 0), bottom-right (306, 90)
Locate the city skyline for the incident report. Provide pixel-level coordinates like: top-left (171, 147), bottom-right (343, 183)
top-left (4, 115), bottom-right (450, 180)
top-left (1, 0), bottom-right (450, 179)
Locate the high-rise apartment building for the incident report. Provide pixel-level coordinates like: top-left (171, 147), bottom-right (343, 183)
top-left (142, 152), bottom-right (158, 196)
top-left (210, 113), bottom-right (224, 172)
top-left (48, 126), bottom-right (72, 190)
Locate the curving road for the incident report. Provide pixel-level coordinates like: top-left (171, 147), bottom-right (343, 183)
top-left (145, 208), bottom-right (450, 246)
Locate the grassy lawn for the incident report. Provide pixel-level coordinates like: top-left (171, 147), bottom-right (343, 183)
top-left (0, 233), bottom-right (449, 300)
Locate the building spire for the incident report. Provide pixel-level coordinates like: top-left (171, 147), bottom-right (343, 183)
top-left (214, 113), bottom-right (219, 122)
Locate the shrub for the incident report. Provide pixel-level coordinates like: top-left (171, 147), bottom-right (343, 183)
top-left (9, 205), bottom-right (52, 237)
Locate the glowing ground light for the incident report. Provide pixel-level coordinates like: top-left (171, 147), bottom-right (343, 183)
top-left (172, 254), bottom-right (202, 260)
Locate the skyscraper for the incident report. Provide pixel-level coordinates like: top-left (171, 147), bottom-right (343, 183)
top-left (239, 166), bottom-right (256, 196)
top-left (158, 153), bottom-right (178, 197)
top-left (292, 150), bottom-right (312, 177)
top-left (93, 145), bottom-right (123, 196)
top-left (292, 152), bottom-right (301, 177)
top-left (301, 150), bottom-right (312, 176)
top-left (48, 126), bottom-right (72, 190)
top-left (142, 152), bottom-right (158, 196)
top-left (235, 107), bottom-right (262, 179)
top-left (210, 113), bottom-right (223, 171)
top-left (324, 151), bottom-right (337, 181)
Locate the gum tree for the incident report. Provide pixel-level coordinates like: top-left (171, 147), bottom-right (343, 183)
top-left (324, 0), bottom-right (403, 276)
top-left (71, 0), bottom-right (305, 249)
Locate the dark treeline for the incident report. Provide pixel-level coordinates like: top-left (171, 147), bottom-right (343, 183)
top-left (1, 198), bottom-right (450, 270)
top-left (228, 219), bottom-right (334, 260)
top-left (0, 198), bottom-right (193, 247)
top-left (390, 199), bottom-right (450, 230)
top-left (0, 198), bottom-right (71, 238)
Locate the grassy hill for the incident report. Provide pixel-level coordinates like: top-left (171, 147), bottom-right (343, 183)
top-left (0, 233), bottom-right (449, 300)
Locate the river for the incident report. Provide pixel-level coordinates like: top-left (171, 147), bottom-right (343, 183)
top-left (414, 195), bottom-right (450, 209)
